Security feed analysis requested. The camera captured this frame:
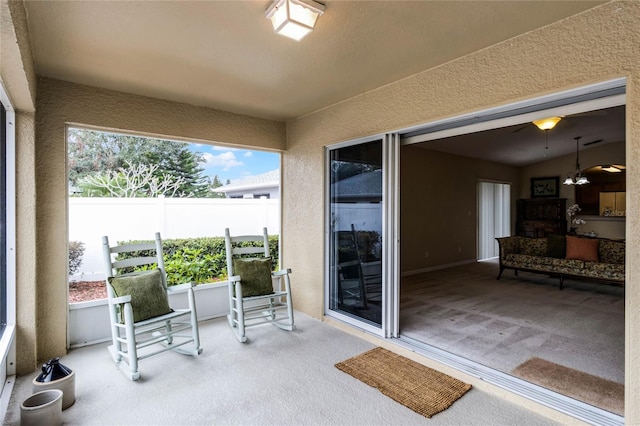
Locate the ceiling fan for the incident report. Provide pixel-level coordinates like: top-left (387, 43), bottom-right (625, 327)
top-left (511, 109), bottom-right (608, 134)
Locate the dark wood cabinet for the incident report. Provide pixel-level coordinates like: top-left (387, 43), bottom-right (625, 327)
top-left (516, 198), bottom-right (567, 237)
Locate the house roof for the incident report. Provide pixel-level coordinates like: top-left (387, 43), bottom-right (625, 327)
top-left (213, 169), bottom-right (279, 193)
top-left (331, 170), bottom-right (382, 201)
top-left (21, 2), bottom-right (604, 122)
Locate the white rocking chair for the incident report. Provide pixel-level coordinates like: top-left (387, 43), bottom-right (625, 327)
top-left (102, 232), bottom-right (202, 380)
top-left (224, 227), bottom-right (294, 343)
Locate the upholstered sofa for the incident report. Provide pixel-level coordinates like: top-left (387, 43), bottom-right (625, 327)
top-left (496, 235), bottom-right (625, 290)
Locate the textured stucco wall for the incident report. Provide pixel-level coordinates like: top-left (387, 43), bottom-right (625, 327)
top-left (32, 77), bottom-right (286, 365)
top-left (284, 1), bottom-right (640, 422)
top-left (0, 0), bottom-right (36, 111)
top-left (2, 0), bottom-right (38, 374)
top-left (15, 112), bottom-right (37, 374)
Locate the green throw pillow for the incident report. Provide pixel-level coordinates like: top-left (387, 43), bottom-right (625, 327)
top-left (546, 235), bottom-right (566, 259)
top-left (108, 269), bottom-right (172, 323)
top-left (233, 257), bottom-right (274, 297)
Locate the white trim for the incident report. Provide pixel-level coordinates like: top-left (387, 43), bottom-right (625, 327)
top-left (0, 81), bottom-right (17, 424)
top-left (401, 78), bottom-right (626, 145)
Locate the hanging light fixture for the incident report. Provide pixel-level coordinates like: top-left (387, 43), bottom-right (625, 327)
top-left (532, 116), bottom-right (562, 131)
top-left (265, 0), bottom-right (325, 41)
top-left (563, 136), bottom-right (589, 185)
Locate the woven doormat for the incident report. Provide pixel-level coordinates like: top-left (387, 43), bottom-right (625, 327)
top-left (335, 347), bottom-right (471, 418)
top-left (513, 357), bottom-right (624, 415)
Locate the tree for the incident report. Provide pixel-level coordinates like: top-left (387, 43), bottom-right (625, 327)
top-left (68, 128), bottom-right (212, 197)
top-left (208, 175), bottom-right (226, 199)
top-left (78, 160), bottom-right (188, 197)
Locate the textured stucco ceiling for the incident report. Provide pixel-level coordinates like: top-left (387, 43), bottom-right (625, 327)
top-left (22, 1), bottom-right (605, 122)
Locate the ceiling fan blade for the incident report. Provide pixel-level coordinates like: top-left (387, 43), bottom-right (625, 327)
top-left (511, 124), bottom-right (529, 134)
top-left (583, 139), bottom-right (604, 146)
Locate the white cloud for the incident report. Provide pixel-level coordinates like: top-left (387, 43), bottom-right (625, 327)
top-left (243, 151), bottom-right (253, 157)
top-left (211, 145), bottom-right (240, 152)
top-left (202, 152), bottom-right (243, 171)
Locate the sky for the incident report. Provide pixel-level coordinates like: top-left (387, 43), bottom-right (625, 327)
top-left (188, 143), bottom-right (280, 184)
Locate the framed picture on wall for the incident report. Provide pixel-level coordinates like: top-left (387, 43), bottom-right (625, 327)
top-left (530, 176), bottom-right (559, 198)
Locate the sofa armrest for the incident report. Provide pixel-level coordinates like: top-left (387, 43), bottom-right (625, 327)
top-left (496, 236), bottom-right (519, 260)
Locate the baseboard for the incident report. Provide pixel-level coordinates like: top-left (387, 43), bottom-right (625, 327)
top-left (402, 259), bottom-right (477, 277)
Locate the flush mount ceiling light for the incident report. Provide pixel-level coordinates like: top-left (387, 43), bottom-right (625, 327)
top-left (532, 116), bottom-right (562, 131)
top-left (563, 136), bottom-right (589, 185)
top-left (265, 0), bottom-right (325, 41)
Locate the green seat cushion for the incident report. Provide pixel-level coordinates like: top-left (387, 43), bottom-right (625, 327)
top-left (546, 235), bottom-right (566, 259)
top-left (109, 269), bottom-right (172, 323)
top-left (233, 257), bottom-right (274, 297)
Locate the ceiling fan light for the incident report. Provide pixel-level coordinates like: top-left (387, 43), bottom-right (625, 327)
top-left (532, 116), bottom-right (562, 131)
top-left (563, 176), bottom-right (575, 185)
top-left (602, 165), bottom-right (622, 173)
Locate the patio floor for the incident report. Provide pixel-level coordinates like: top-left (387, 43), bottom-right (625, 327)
top-left (4, 311), bottom-right (558, 425)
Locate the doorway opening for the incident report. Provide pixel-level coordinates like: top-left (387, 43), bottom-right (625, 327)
top-left (398, 80), bottom-right (626, 421)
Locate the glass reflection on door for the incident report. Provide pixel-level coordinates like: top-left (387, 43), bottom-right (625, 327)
top-left (329, 140), bottom-right (383, 326)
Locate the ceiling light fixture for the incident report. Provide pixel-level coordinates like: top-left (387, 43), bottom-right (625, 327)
top-left (265, 0), bottom-right (325, 41)
top-left (563, 136), bottom-right (589, 185)
top-left (601, 165), bottom-right (623, 173)
top-left (532, 116), bottom-right (562, 131)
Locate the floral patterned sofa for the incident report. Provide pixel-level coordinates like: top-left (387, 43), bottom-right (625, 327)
top-left (495, 235), bottom-right (625, 290)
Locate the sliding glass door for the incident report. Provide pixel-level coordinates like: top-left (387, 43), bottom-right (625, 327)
top-left (326, 135), bottom-right (398, 335)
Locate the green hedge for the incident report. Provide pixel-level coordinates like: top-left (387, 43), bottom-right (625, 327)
top-left (116, 235), bottom-right (279, 286)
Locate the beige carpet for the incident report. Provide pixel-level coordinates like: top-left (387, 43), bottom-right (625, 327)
top-left (512, 357), bottom-right (624, 416)
top-left (335, 347), bottom-right (472, 418)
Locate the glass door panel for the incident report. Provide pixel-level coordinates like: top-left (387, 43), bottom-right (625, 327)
top-left (328, 140), bottom-right (383, 327)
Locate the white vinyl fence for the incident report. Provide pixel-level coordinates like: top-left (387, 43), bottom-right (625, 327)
top-left (69, 196), bottom-right (279, 280)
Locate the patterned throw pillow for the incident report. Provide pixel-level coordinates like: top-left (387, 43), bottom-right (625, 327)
top-left (233, 257), bottom-right (274, 297)
top-left (109, 269), bottom-right (172, 323)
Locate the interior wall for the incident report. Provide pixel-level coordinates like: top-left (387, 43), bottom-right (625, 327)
top-left (400, 146), bottom-right (520, 274)
top-left (284, 1), bottom-right (640, 422)
top-left (521, 140), bottom-right (626, 239)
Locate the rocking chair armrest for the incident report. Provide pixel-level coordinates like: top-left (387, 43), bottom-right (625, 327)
top-left (272, 268), bottom-right (292, 277)
top-left (167, 282), bottom-right (196, 293)
top-left (110, 295), bottom-right (132, 304)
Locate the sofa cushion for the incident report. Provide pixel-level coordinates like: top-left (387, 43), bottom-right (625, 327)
top-left (520, 238), bottom-right (547, 256)
top-left (583, 262), bottom-right (625, 282)
top-left (599, 240), bottom-right (625, 265)
top-left (566, 236), bottom-right (599, 262)
top-left (546, 235), bottom-right (566, 259)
